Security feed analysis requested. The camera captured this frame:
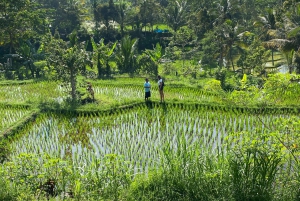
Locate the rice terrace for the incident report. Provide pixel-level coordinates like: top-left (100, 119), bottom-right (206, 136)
top-left (0, 75), bottom-right (300, 201)
top-left (2, 0), bottom-right (300, 200)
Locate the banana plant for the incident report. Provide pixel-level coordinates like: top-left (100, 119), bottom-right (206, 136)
top-left (115, 35), bottom-right (139, 76)
top-left (91, 37), bottom-right (117, 78)
top-left (17, 40), bottom-right (45, 79)
top-left (144, 43), bottom-right (163, 64)
top-left (4, 40), bottom-right (45, 80)
top-left (141, 43), bottom-right (163, 76)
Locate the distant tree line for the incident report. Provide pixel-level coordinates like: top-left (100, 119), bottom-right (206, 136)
top-left (0, 0), bottom-right (300, 82)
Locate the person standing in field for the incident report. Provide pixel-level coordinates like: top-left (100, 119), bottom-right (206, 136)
top-left (87, 82), bottom-right (95, 101)
top-left (157, 75), bottom-right (164, 103)
top-left (144, 78), bottom-right (151, 101)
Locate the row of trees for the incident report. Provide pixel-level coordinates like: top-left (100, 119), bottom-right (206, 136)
top-left (1, 0), bottom-right (300, 83)
top-left (43, 31), bottom-right (162, 101)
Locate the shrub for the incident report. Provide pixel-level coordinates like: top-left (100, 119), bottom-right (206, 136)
top-left (263, 73), bottom-right (300, 105)
top-left (0, 178), bottom-right (17, 201)
top-left (203, 79), bottom-right (222, 92)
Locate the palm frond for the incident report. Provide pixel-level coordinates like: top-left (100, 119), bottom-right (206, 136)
top-left (267, 29), bottom-right (282, 39)
top-left (263, 39), bottom-right (291, 49)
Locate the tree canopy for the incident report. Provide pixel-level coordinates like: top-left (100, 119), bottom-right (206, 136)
top-left (1, 0), bottom-right (300, 82)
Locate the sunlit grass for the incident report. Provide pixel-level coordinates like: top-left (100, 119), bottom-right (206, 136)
top-left (0, 81), bottom-right (67, 104)
top-left (0, 105), bottom-right (32, 135)
top-left (0, 79), bottom-right (223, 108)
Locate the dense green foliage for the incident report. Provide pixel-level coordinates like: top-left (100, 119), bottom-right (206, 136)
top-left (1, 0), bottom-right (300, 83)
top-left (2, 0), bottom-right (300, 200)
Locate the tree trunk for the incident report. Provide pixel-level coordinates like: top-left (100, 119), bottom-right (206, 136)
top-left (36, 69), bottom-right (40, 78)
top-left (230, 48), bottom-right (235, 71)
top-left (29, 63), bottom-right (35, 78)
top-left (106, 60), bottom-right (110, 78)
top-left (182, 45), bottom-right (185, 72)
top-left (97, 53), bottom-right (102, 78)
top-left (219, 47), bottom-right (223, 68)
top-left (9, 32), bottom-right (13, 54)
top-left (70, 68), bottom-right (77, 101)
top-left (120, 22), bottom-right (124, 37)
top-left (272, 49), bottom-right (274, 66)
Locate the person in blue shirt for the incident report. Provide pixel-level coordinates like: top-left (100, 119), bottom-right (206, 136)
top-left (144, 78), bottom-right (151, 101)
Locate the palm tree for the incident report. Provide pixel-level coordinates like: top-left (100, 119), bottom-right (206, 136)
top-left (17, 40), bottom-right (45, 79)
top-left (91, 37), bottom-right (117, 78)
top-left (115, 0), bottom-right (128, 37)
top-left (262, 4), bottom-right (300, 74)
top-left (209, 0), bottom-right (244, 70)
top-left (163, 0), bottom-right (189, 33)
top-left (142, 42), bottom-right (163, 76)
top-left (254, 8), bottom-right (284, 67)
top-left (116, 35), bottom-right (139, 75)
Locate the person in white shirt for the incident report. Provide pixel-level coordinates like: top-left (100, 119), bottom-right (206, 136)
top-left (157, 75), bottom-right (164, 102)
top-left (144, 78), bottom-right (151, 101)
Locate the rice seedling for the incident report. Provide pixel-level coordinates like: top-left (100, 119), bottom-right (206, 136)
top-left (5, 105), bottom-right (295, 173)
top-left (0, 81), bottom-right (67, 104)
top-left (0, 105), bottom-right (32, 135)
top-left (0, 94), bottom-right (300, 201)
top-left (0, 80), bottom-right (224, 108)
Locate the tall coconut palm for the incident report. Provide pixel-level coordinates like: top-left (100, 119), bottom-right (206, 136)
top-left (262, 3), bottom-right (300, 74)
top-left (209, 0), bottom-right (244, 70)
top-left (163, 0), bottom-right (189, 33)
top-left (115, 0), bottom-right (128, 37)
top-left (254, 8), bottom-right (285, 66)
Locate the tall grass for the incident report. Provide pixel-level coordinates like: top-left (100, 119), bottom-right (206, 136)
top-left (128, 136), bottom-right (232, 201)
